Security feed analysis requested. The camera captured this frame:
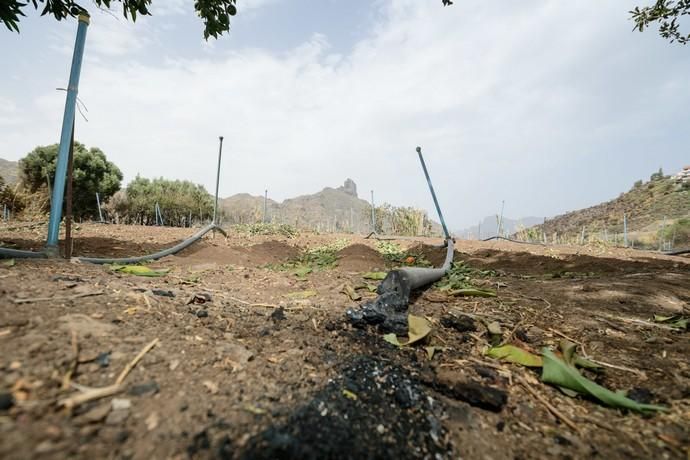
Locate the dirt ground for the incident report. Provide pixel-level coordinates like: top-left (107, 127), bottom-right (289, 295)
top-left (1, 222), bottom-right (689, 459)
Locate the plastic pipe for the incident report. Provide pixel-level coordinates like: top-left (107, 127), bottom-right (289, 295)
top-left (46, 15), bottom-right (90, 255)
top-left (76, 224), bottom-right (225, 264)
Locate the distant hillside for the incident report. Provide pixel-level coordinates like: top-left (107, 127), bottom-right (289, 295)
top-left (456, 216), bottom-right (544, 239)
top-left (535, 169), bottom-right (690, 238)
top-left (0, 158), bottom-right (19, 185)
top-left (220, 178), bottom-right (441, 235)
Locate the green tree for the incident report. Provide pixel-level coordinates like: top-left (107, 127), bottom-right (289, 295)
top-left (1, 0), bottom-right (237, 39)
top-left (19, 142), bottom-right (122, 219)
top-left (108, 176), bottom-right (213, 226)
top-left (631, 1), bottom-right (690, 44)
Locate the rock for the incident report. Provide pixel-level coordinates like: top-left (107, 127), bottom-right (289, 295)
top-left (111, 398), bottom-right (131, 411)
top-left (145, 412), bottom-right (159, 431)
top-left (196, 310), bottom-right (209, 318)
top-left (203, 381), bottom-right (219, 395)
top-left (152, 289), bottom-right (175, 298)
top-left (338, 178), bottom-right (358, 197)
top-left (435, 371), bottom-right (507, 412)
top-left (129, 381), bottom-right (160, 397)
top-left (216, 343), bottom-right (254, 367)
top-left (105, 409), bottom-right (130, 425)
top-left (0, 392), bottom-right (14, 411)
top-left (440, 315), bottom-right (477, 333)
top-left (75, 402), bottom-right (111, 425)
top-left (96, 352), bottom-right (111, 368)
top-left (628, 387), bottom-right (654, 404)
top-left (270, 307), bottom-right (286, 322)
top-left (58, 314), bottom-right (115, 338)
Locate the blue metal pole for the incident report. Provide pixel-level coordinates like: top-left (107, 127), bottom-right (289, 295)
top-left (46, 14), bottom-right (90, 254)
top-left (416, 147), bottom-right (450, 240)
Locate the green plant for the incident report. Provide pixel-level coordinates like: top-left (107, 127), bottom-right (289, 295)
top-left (19, 142), bottom-right (122, 219)
top-left (234, 222), bottom-right (298, 238)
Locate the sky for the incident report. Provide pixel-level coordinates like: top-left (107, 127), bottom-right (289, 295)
top-left (1, 0), bottom-right (688, 230)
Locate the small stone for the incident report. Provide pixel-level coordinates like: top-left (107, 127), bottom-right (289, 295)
top-left (128, 381), bottom-right (159, 397)
top-left (376, 424), bottom-right (385, 434)
top-left (203, 381), bottom-right (219, 395)
top-left (152, 289), bottom-right (175, 298)
top-left (111, 398), bottom-right (131, 411)
top-left (9, 361), bottom-right (21, 370)
top-left (0, 393), bottom-right (14, 411)
top-left (145, 412), bottom-right (159, 431)
top-left (115, 430), bottom-right (130, 443)
top-left (270, 307), bottom-right (286, 322)
top-left (75, 402), bottom-right (111, 424)
top-left (105, 409), bottom-right (129, 425)
top-left (196, 310), bottom-right (209, 318)
top-left (169, 360), bottom-right (180, 371)
top-left (440, 315), bottom-right (476, 333)
top-left (96, 352), bottom-right (111, 368)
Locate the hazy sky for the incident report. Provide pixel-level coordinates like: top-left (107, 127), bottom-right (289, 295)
top-left (1, 0), bottom-right (688, 229)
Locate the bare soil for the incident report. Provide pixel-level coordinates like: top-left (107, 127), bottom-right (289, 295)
top-left (0, 222), bottom-right (689, 459)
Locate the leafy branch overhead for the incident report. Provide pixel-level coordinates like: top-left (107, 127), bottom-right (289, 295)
top-left (631, 0), bottom-right (690, 44)
top-left (1, 0), bottom-right (238, 39)
top-left (3, 0), bottom-right (687, 44)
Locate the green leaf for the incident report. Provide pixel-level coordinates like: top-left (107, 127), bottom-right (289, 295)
top-left (362, 271), bottom-right (387, 280)
top-left (487, 344), bottom-right (543, 367)
top-left (285, 290), bottom-right (317, 299)
top-left (383, 333), bottom-right (402, 347)
top-left (1, 259), bottom-right (15, 267)
top-left (449, 288), bottom-right (496, 298)
top-left (293, 265), bottom-right (312, 278)
top-left (111, 264), bottom-right (170, 277)
top-left (541, 348), bottom-right (667, 413)
top-left (340, 284), bottom-right (361, 301)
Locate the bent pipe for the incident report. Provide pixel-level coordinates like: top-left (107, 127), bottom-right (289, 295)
top-left (665, 248), bottom-right (690, 256)
top-left (0, 247), bottom-right (47, 259)
top-left (346, 238), bottom-right (454, 332)
top-left (77, 224), bottom-right (225, 264)
top-left (0, 224), bottom-right (224, 263)
top-left (482, 235), bottom-right (546, 246)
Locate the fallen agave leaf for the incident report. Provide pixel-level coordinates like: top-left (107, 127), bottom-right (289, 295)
top-left (653, 314), bottom-right (688, 330)
top-left (285, 290), bottom-right (317, 299)
top-left (383, 315), bottom-right (432, 347)
top-left (407, 315), bottom-right (432, 345)
top-left (342, 389), bottom-right (358, 400)
top-left (243, 405), bottom-right (267, 415)
top-left (425, 346), bottom-right (449, 360)
top-left (487, 344), bottom-right (543, 367)
top-left (111, 265), bottom-right (170, 277)
top-left (340, 284), bottom-right (361, 301)
top-left (362, 272), bottom-right (387, 280)
top-left (541, 348), bottom-right (666, 413)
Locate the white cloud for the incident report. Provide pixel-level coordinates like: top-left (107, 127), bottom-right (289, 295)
top-left (3, 1), bottom-right (689, 228)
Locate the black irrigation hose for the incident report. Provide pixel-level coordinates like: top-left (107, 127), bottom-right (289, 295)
top-left (0, 224), bottom-right (225, 263)
top-left (664, 248), bottom-right (690, 256)
top-left (482, 235), bottom-right (546, 246)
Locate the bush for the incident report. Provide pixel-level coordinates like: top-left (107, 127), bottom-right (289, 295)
top-left (19, 142), bottom-right (122, 219)
top-left (107, 176), bottom-right (213, 226)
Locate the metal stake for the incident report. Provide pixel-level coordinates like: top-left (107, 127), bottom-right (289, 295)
top-left (415, 147), bottom-right (450, 240)
top-left (212, 136), bottom-right (224, 224)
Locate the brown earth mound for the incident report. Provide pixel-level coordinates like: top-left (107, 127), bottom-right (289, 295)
top-left (336, 244), bottom-right (386, 272)
top-left (173, 240), bottom-right (299, 267)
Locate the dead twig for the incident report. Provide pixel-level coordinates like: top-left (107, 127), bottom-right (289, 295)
top-left (58, 338), bottom-right (159, 411)
top-left (61, 331), bottom-right (79, 391)
top-left (13, 291), bottom-right (104, 305)
top-left (595, 313), bottom-right (679, 331)
top-left (517, 377), bottom-right (580, 434)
